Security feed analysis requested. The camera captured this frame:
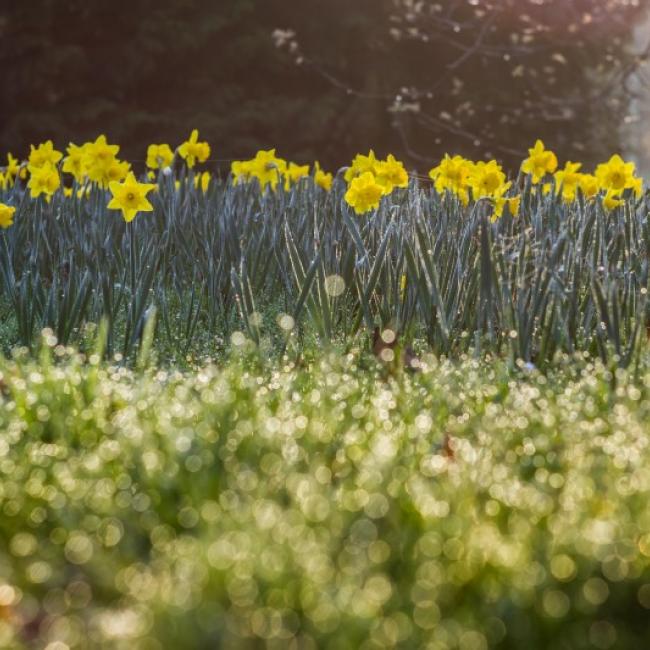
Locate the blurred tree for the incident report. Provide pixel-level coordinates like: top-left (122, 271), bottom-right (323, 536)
top-left (0, 0), bottom-right (649, 172)
top-left (279, 0), bottom-right (650, 169)
top-left (0, 0), bottom-right (345, 168)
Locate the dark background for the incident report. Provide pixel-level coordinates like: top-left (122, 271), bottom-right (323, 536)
top-left (2, 0), bottom-right (649, 173)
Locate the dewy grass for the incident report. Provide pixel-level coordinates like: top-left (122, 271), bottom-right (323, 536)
top-left (1, 345), bottom-right (650, 647)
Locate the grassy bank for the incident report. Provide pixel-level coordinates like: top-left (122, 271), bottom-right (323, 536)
top-left (1, 344), bottom-right (650, 648)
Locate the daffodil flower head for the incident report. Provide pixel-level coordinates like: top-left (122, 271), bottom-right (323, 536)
top-left (577, 173), bottom-right (599, 199)
top-left (595, 154), bottom-right (637, 192)
top-left (147, 144), bottom-right (174, 170)
top-left (62, 143), bottom-right (88, 184)
top-left (375, 154), bottom-right (409, 195)
top-left (602, 188), bottom-right (624, 211)
top-left (469, 160), bottom-right (506, 198)
top-left (554, 161), bottom-right (583, 202)
top-left (106, 160), bottom-right (131, 183)
top-left (521, 139), bottom-right (558, 184)
top-left (84, 135), bottom-right (120, 186)
top-left (28, 141), bottom-right (63, 169)
top-left (107, 171), bottom-right (157, 223)
top-left (178, 130), bottom-right (211, 168)
top-left (344, 150), bottom-right (379, 183)
top-left (249, 149), bottom-right (287, 191)
top-left (429, 154), bottom-right (473, 204)
top-left (283, 162), bottom-right (310, 190)
top-left (344, 171), bottom-right (384, 215)
top-left (314, 162), bottom-right (333, 191)
top-left (6, 153), bottom-right (21, 181)
top-left (0, 202), bottom-right (15, 228)
top-left (27, 163), bottom-right (61, 200)
top-left (231, 160), bottom-right (254, 185)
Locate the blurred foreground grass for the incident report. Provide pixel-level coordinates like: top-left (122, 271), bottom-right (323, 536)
top-left (1, 342), bottom-right (650, 648)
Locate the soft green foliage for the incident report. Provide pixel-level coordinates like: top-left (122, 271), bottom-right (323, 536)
top-left (1, 345), bottom-right (650, 647)
top-left (1, 174), bottom-right (649, 366)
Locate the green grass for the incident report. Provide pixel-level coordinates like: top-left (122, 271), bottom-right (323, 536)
top-left (1, 343), bottom-right (650, 648)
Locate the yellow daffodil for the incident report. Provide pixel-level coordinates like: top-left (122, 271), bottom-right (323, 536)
top-left (578, 173), bottom-right (599, 199)
top-left (314, 162), bottom-right (333, 191)
top-left (147, 143), bottom-right (174, 170)
top-left (90, 158), bottom-right (130, 189)
top-left (6, 153), bottom-right (20, 182)
top-left (284, 162), bottom-right (310, 190)
top-left (521, 139), bottom-right (558, 183)
top-left (107, 171), bottom-right (157, 223)
top-left (231, 160), bottom-right (254, 185)
top-left (178, 130), bottom-right (210, 168)
top-left (554, 161), bottom-right (583, 202)
top-left (344, 171), bottom-right (384, 214)
top-left (469, 160), bottom-right (507, 198)
top-left (595, 154), bottom-right (637, 192)
top-left (28, 163), bottom-right (61, 200)
top-left (602, 188), bottom-right (624, 211)
top-left (375, 154), bottom-right (409, 194)
top-left (429, 155), bottom-right (473, 205)
top-left (250, 149), bottom-right (287, 191)
top-left (231, 150), bottom-right (294, 191)
top-left (0, 202), bottom-right (15, 228)
top-left (106, 159), bottom-right (131, 183)
top-left (84, 135), bottom-right (120, 186)
top-left (28, 141), bottom-right (63, 169)
top-left (62, 142), bottom-right (88, 184)
top-left (344, 150), bottom-right (379, 183)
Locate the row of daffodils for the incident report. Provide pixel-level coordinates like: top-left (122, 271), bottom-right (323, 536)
top-left (0, 136), bottom-right (644, 227)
